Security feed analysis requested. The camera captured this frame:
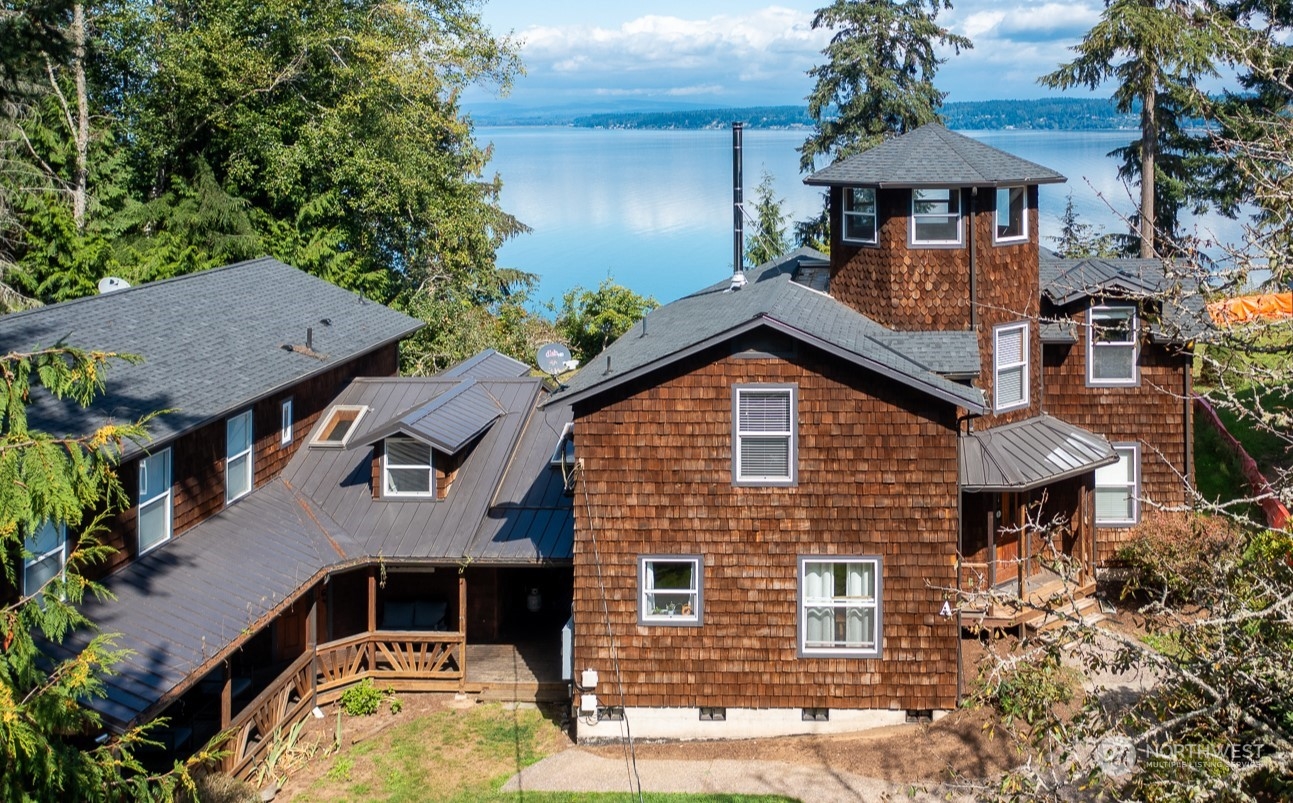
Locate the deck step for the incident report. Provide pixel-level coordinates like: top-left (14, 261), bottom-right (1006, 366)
top-left (475, 681), bottom-right (569, 703)
top-left (1024, 595), bottom-right (1103, 635)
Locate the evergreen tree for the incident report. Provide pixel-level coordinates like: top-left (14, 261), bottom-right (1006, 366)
top-left (1039, 0), bottom-right (1220, 258)
top-left (554, 279), bottom-right (658, 365)
top-left (745, 171), bottom-right (792, 266)
top-left (0, 344), bottom-right (210, 799)
top-left (799, 0), bottom-right (971, 172)
top-left (1050, 191), bottom-right (1122, 258)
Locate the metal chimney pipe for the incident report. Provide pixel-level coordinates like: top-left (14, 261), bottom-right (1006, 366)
top-left (732, 122), bottom-right (744, 284)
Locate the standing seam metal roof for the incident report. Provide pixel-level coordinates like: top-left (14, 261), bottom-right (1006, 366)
top-left (959, 414), bottom-right (1117, 491)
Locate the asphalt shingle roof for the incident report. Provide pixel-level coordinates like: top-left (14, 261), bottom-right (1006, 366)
top-left (550, 248), bottom-right (985, 412)
top-left (1039, 250), bottom-right (1210, 342)
top-left (0, 258), bottom-right (422, 459)
top-left (805, 124), bottom-right (1067, 188)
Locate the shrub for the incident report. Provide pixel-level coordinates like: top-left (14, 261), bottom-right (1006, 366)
top-left (339, 679), bottom-right (383, 716)
top-left (1116, 511), bottom-right (1240, 606)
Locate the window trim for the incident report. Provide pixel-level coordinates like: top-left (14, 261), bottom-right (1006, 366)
top-left (281, 398), bottom-right (294, 446)
top-left (1087, 304), bottom-right (1140, 387)
top-left (909, 187), bottom-right (962, 246)
top-left (23, 521), bottom-right (66, 599)
top-left (798, 556), bottom-right (882, 659)
top-left (1095, 443), bottom-right (1140, 527)
top-left (137, 446), bottom-right (173, 554)
top-left (993, 321), bottom-right (1030, 413)
top-left (732, 384), bottom-right (798, 487)
top-left (842, 187), bottom-right (877, 245)
top-left (310, 405), bottom-right (368, 448)
top-left (226, 409), bottom-right (254, 504)
top-left (994, 185), bottom-right (1028, 244)
top-left (383, 436), bottom-right (435, 498)
top-left (638, 555), bottom-right (703, 626)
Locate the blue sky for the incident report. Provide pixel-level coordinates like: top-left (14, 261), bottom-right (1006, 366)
top-left (463, 0), bottom-right (1120, 111)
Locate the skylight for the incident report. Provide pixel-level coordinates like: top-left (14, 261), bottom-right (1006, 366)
top-left (311, 405), bottom-right (367, 447)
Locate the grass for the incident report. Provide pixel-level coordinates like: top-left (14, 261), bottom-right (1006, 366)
top-left (287, 702), bottom-right (795, 803)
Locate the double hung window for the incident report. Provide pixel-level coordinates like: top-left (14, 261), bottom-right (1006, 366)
top-left (1095, 444), bottom-right (1140, 526)
top-left (226, 410), bottom-right (253, 503)
top-left (993, 322), bottom-right (1029, 412)
top-left (384, 436), bottom-right (434, 497)
top-left (843, 188), bottom-right (877, 244)
top-left (639, 556), bottom-right (702, 625)
top-left (1088, 305), bottom-right (1139, 385)
top-left (138, 447), bottom-right (173, 552)
top-left (911, 188), bottom-right (961, 244)
top-left (281, 399), bottom-right (293, 446)
top-left (23, 521), bottom-right (66, 599)
top-left (733, 385), bottom-right (796, 485)
top-left (800, 557), bottom-right (881, 657)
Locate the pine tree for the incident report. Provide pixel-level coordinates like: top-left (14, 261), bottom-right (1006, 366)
top-left (745, 171), bottom-right (792, 267)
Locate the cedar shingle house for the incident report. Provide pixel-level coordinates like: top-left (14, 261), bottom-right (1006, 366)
top-left (552, 124), bottom-right (1202, 741)
top-left (2, 258), bottom-right (574, 775)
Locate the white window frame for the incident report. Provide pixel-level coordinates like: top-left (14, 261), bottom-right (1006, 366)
top-left (910, 188), bottom-right (962, 246)
top-left (137, 447), bottom-right (173, 554)
top-left (226, 409), bottom-right (254, 504)
top-left (638, 555), bottom-right (703, 626)
top-left (993, 322), bottom-right (1030, 412)
top-left (23, 521), bottom-right (66, 600)
top-left (1095, 443), bottom-right (1140, 527)
top-left (798, 556), bottom-right (882, 658)
top-left (383, 436), bottom-right (435, 498)
top-left (732, 384), bottom-right (797, 486)
top-left (994, 185), bottom-right (1028, 243)
top-left (310, 405), bottom-right (368, 448)
top-left (1087, 304), bottom-right (1140, 386)
top-left (842, 187), bottom-right (877, 244)
top-left (281, 398), bottom-right (293, 446)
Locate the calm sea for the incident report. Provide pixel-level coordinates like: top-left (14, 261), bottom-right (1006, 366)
top-left (481, 127), bottom-right (1246, 306)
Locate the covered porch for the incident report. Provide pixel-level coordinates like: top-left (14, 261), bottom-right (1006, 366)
top-left (957, 415), bottom-right (1114, 630)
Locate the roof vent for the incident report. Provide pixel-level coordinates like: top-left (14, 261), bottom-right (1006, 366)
top-left (97, 277), bottom-right (130, 294)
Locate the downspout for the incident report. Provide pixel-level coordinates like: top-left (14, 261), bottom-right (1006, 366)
top-left (968, 187), bottom-right (978, 331)
top-left (1184, 347), bottom-right (1194, 488)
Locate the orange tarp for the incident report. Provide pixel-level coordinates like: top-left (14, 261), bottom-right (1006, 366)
top-left (1208, 292), bottom-right (1293, 326)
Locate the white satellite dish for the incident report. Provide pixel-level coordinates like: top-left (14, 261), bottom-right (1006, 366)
top-left (97, 277), bottom-right (131, 294)
top-left (536, 342), bottom-right (573, 376)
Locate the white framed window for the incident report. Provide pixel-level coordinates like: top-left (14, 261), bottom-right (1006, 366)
top-left (310, 405), bottom-right (367, 448)
top-left (549, 422), bottom-right (575, 467)
top-left (1088, 305), bottom-right (1139, 386)
top-left (638, 555), bottom-right (702, 625)
top-left (993, 322), bottom-right (1029, 412)
top-left (23, 521), bottom-right (66, 600)
top-left (281, 398), bottom-right (293, 446)
top-left (733, 384), bottom-right (796, 486)
top-left (226, 409), bottom-right (254, 503)
top-left (995, 186), bottom-right (1027, 242)
top-left (799, 557), bottom-right (881, 657)
top-left (843, 187), bottom-right (877, 244)
top-left (384, 436), bottom-right (434, 497)
top-left (1096, 444), bottom-right (1140, 526)
top-left (138, 447), bottom-right (173, 553)
top-left (911, 188), bottom-right (961, 245)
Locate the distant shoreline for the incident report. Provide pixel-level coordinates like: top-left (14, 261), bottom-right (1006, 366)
top-left (469, 98), bottom-right (1151, 132)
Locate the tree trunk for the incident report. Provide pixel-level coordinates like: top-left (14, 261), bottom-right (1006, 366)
top-left (71, 2), bottom-right (88, 234)
top-left (1140, 67), bottom-right (1156, 259)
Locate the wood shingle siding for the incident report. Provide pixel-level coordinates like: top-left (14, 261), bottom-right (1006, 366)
top-left (1043, 312), bottom-right (1192, 562)
top-left (572, 341), bottom-right (961, 713)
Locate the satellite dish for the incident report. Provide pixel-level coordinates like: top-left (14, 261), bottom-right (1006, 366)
top-left (536, 342), bottom-right (573, 376)
top-left (97, 277), bottom-right (131, 294)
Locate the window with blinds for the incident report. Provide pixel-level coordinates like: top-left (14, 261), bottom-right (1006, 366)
top-left (733, 385), bottom-right (796, 485)
top-left (1088, 305), bottom-right (1139, 386)
top-left (993, 322), bottom-right (1029, 412)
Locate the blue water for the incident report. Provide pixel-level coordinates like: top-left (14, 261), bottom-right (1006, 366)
top-left (481, 127), bottom-right (1246, 306)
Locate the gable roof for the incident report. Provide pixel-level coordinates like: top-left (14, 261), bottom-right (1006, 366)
top-left (1039, 250), bottom-right (1210, 342)
top-left (805, 124), bottom-right (1067, 188)
top-left (548, 249), bottom-right (985, 413)
top-left (359, 379), bottom-right (506, 454)
top-left (0, 258), bottom-right (422, 459)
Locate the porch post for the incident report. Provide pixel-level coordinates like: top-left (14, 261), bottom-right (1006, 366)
top-left (308, 584), bottom-right (320, 704)
top-left (986, 501), bottom-right (996, 590)
top-left (1017, 495), bottom-right (1027, 594)
top-left (458, 572), bottom-right (467, 694)
top-left (367, 567), bottom-right (377, 671)
top-left (220, 660), bottom-right (233, 771)
top-left (1082, 484), bottom-right (1094, 582)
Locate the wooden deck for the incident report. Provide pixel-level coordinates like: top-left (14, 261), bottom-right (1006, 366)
top-left (465, 642), bottom-right (568, 703)
top-left (963, 577), bottom-right (1100, 632)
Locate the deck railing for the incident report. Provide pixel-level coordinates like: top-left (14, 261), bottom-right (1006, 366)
top-left (227, 630), bottom-right (465, 779)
